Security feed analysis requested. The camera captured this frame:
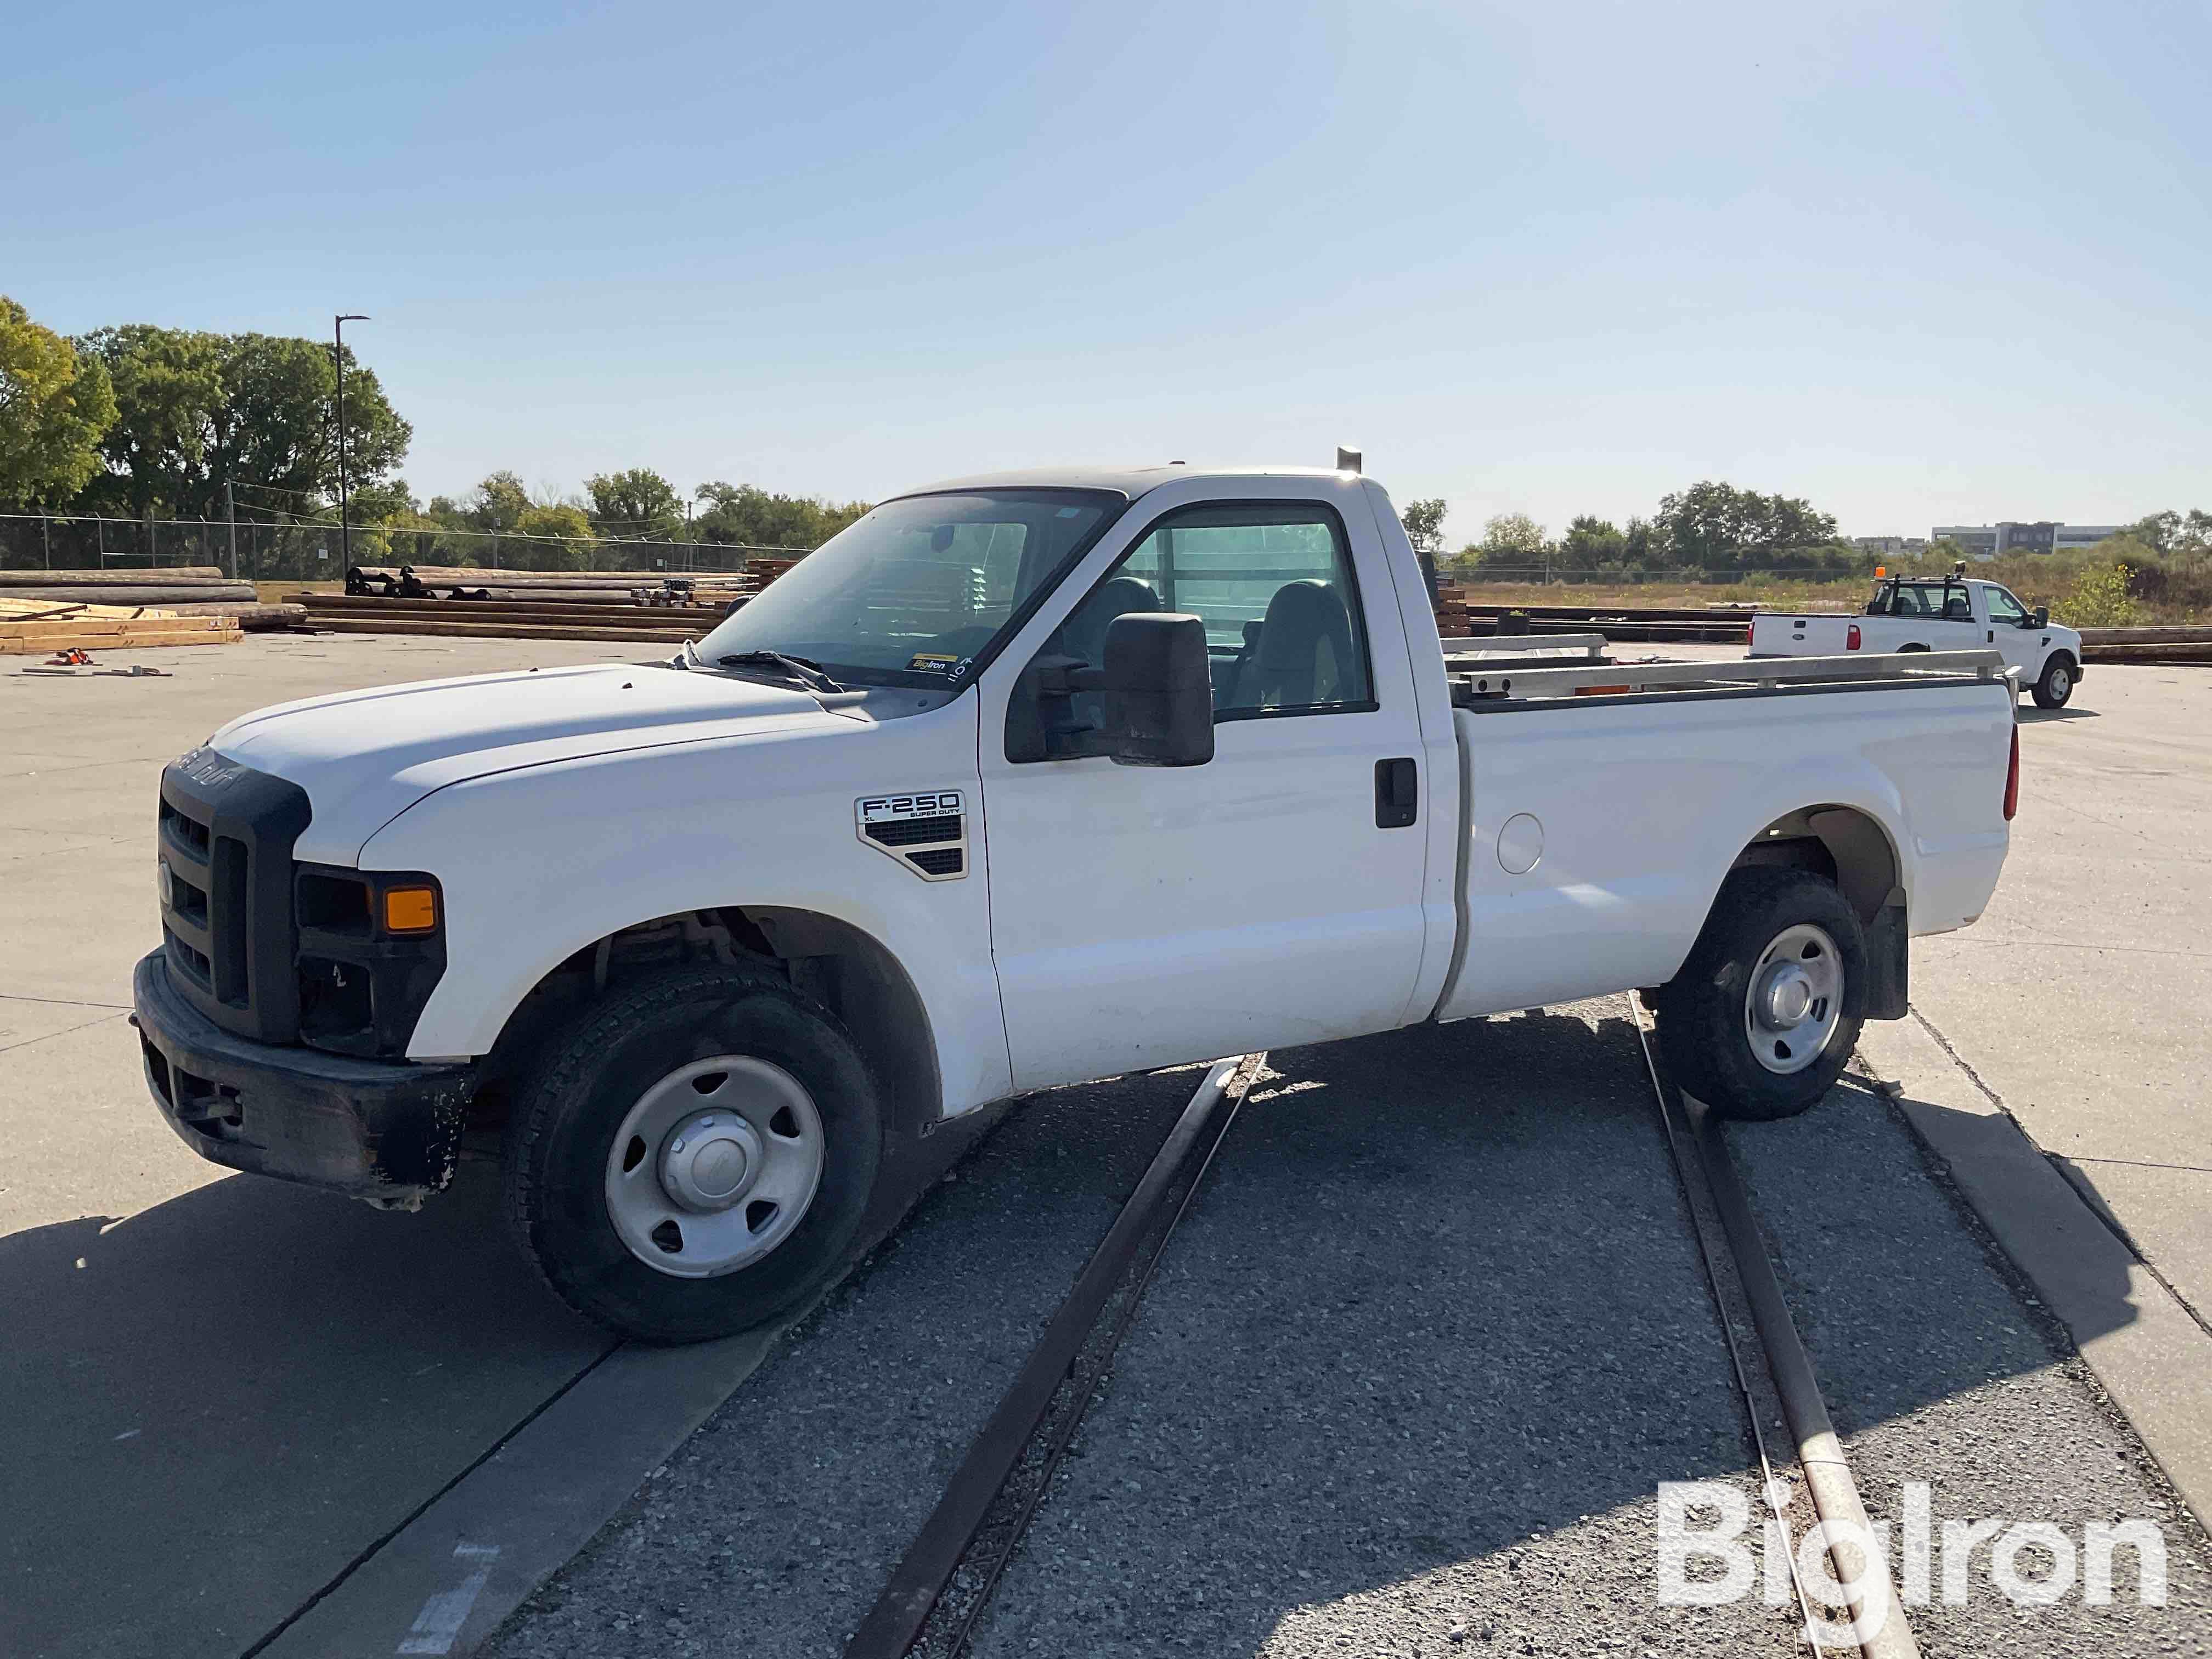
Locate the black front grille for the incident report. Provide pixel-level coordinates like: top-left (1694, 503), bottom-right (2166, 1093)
top-left (164, 925), bottom-right (212, 986)
top-left (157, 751), bottom-right (312, 1045)
top-left (864, 813), bottom-right (963, 848)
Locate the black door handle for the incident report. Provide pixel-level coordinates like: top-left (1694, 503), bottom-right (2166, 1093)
top-left (1375, 758), bottom-right (1418, 828)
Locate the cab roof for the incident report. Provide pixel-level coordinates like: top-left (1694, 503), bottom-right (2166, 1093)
top-left (891, 464), bottom-right (1362, 501)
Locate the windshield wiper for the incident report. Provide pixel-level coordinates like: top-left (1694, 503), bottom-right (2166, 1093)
top-left (715, 650), bottom-right (847, 693)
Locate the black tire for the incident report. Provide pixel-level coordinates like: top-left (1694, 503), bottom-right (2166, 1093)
top-left (1651, 867), bottom-right (1866, 1121)
top-left (2031, 654), bottom-right (2076, 709)
top-left (503, 963), bottom-right (884, 1342)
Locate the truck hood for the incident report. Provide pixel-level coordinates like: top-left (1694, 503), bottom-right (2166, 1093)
top-left (207, 663), bottom-right (840, 865)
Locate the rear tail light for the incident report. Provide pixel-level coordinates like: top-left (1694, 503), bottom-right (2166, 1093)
top-left (1847, 624), bottom-right (1862, 651)
top-left (2004, 724), bottom-right (2020, 821)
top-left (1745, 623), bottom-right (1754, 647)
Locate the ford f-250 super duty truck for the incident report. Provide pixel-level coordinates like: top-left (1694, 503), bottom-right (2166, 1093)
top-left (1749, 569), bottom-right (2083, 709)
top-left (134, 465), bottom-right (2021, 1341)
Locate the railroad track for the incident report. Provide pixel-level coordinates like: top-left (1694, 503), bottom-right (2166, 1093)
top-left (839, 1020), bottom-right (1922, 1659)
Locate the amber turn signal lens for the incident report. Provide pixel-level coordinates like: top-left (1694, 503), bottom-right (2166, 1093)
top-left (383, 886), bottom-right (438, 934)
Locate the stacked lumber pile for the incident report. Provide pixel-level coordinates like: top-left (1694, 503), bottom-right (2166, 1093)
top-left (0, 595), bottom-right (244, 654)
top-left (2078, 625), bottom-right (2212, 665)
top-left (1434, 583), bottom-right (1474, 637)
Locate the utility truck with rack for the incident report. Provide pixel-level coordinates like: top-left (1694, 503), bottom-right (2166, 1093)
top-left (134, 464), bottom-right (2021, 1342)
top-left (1748, 567), bottom-right (2084, 709)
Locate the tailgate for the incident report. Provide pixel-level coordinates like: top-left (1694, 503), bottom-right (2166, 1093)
top-left (1749, 613), bottom-right (1855, 656)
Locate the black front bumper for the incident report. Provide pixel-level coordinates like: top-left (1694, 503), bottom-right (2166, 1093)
top-left (133, 950), bottom-right (477, 1209)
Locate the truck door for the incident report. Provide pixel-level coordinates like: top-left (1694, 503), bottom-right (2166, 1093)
top-left (976, 484), bottom-right (1434, 1091)
top-left (1978, 584), bottom-right (2041, 676)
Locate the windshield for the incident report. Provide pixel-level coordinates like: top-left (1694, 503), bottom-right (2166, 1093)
top-left (696, 489), bottom-right (1125, 688)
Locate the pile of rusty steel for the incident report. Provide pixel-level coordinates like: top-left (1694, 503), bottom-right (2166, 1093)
top-left (0, 565), bottom-right (302, 631)
top-left (2075, 625), bottom-right (2212, 665)
top-left (1431, 585), bottom-right (1754, 643)
top-left (291, 561), bottom-right (803, 644)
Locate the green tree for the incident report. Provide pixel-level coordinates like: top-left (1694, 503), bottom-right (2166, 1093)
top-left (1471, 512), bottom-right (1550, 572)
top-left (2059, 563), bottom-right (2141, 628)
top-left (70, 325), bottom-right (410, 525)
top-left (513, 502), bottom-right (595, 569)
top-left (586, 467), bottom-right (683, 541)
top-left (200, 333), bottom-right (409, 523)
top-left (0, 296), bottom-right (117, 507)
top-left (1653, 481), bottom-right (1839, 572)
top-left (1400, 498), bottom-right (1447, 554)
top-left (1558, 514), bottom-right (1626, 567)
top-left (693, 481), bottom-right (869, 549)
top-left (74, 324), bottom-right (223, 521)
top-left (466, 471), bottom-right (531, 534)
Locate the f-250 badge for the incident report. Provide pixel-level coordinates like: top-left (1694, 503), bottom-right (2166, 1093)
top-left (855, 792), bottom-right (967, 881)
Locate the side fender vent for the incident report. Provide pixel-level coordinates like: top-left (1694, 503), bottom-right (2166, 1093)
top-left (855, 791), bottom-right (968, 882)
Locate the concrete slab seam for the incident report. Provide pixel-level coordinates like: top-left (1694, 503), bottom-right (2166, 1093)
top-left (1907, 1006), bottom-right (2212, 1346)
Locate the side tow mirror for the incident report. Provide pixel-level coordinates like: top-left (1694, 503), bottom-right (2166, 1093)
top-left (1100, 612), bottom-right (1214, 767)
top-left (2030, 606), bottom-right (2049, 628)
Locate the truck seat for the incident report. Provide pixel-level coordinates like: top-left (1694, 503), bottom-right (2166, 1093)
top-left (1060, 576), bottom-right (1162, 666)
top-left (1234, 580), bottom-right (1355, 708)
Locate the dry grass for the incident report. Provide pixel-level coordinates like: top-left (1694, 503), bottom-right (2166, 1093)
top-left (1446, 556), bottom-right (2210, 625)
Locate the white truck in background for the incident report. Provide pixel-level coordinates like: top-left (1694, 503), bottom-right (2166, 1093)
top-left (1750, 571), bottom-right (2084, 709)
top-left (134, 465), bottom-right (2019, 1342)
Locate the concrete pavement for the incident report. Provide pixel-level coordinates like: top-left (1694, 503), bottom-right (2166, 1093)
top-left (1, 636), bottom-right (629, 1659)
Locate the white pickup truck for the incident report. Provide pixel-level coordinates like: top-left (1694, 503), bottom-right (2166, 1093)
top-left (134, 465), bottom-right (2019, 1341)
top-left (1749, 572), bottom-right (2084, 709)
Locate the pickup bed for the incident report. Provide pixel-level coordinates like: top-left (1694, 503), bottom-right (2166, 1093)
top-left (1750, 573), bottom-right (2084, 708)
top-left (134, 465), bottom-right (2019, 1340)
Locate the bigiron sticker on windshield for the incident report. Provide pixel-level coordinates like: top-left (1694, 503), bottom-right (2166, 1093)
top-left (906, 652), bottom-right (961, 673)
top-left (856, 792), bottom-right (968, 882)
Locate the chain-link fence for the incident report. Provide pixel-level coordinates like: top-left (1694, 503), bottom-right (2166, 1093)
top-left (0, 514), bottom-right (809, 580)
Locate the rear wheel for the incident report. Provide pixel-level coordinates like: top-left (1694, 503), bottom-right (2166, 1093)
top-left (1651, 867), bottom-right (1866, 1121)
top-left (2032, 656), bottom-right (2075, 709)
top-left (503, 963), bottom-right (884, 1342)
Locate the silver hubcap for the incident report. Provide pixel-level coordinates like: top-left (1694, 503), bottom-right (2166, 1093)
top-left (603, 1056), bottom-right (825, 1278)
top-left (1744, 923), bottom-right (1843, 1075)
top-left (2051, 667), bottom-right (2070, 696)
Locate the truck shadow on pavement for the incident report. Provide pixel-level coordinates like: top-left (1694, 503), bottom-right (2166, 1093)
top-left (0, 1158), bottom-right (609, 1659)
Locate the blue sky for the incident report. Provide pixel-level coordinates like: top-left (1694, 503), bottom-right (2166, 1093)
top-left (7, 0), bottom-right (2206, 540)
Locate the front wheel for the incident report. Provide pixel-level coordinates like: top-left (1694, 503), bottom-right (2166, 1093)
top-left (1651, 867), bottom-right (1867, 1121)
top-left (2032, 656), bottom-right (2075, 709)
top-left (502, 964), bottom-right (884, 1342)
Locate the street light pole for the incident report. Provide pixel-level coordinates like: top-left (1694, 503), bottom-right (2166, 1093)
top-left (333, 313), bottom-right (369, 571)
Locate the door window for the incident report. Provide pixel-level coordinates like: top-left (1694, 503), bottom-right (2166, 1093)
top-left (1984, 586), bottom-right (2028, 625)
top-left (1009, 503), bottom-right (1374, 759)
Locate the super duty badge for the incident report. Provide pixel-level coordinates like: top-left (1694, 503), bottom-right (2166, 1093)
top-left (855, 791), bottom-right (967, 881)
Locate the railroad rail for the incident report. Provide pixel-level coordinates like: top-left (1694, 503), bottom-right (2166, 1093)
top-left (840, 1017), bottom-right (1920, 1659)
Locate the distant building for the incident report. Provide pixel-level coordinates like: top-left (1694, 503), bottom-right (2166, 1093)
top-left (1851, 535), bottom-right (1928, 558)
top-left (1931, 522), bottom-right (2125, 560)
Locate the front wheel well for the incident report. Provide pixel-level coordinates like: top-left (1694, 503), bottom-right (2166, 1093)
top-left (474, 907), bottom-right (940, 1146)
